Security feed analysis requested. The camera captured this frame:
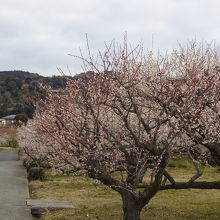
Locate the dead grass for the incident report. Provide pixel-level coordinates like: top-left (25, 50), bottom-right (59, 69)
top-left (0, 127), bottom-right (17, 135)
top-left (0, 127), bottom-right (19, 149)
top-left (29, 160), bottom-right (220, 220)
top-left (0, 147), bottom-right (16, 150)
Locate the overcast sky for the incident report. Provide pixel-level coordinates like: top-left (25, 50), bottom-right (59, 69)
top-left (0, 0), bottom-right (219, 76)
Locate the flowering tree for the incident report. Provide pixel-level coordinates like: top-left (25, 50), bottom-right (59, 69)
top-left (18, 40), bottom-right (220, 220)
top-left (152, 42), bottom-right (220, 166)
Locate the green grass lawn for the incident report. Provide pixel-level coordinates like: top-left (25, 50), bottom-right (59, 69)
top-left (29, 159), bottom-right (220, 220)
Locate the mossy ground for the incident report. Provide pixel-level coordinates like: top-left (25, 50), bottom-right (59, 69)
top-left (29, 159), bottom-right (220, 220)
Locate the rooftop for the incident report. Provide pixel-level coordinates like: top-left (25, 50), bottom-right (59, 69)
top-left (2, 115), bottom-right (16, 120)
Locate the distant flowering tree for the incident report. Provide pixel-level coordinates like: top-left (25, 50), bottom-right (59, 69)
top-left (18, 39), bottom-right (220, 220)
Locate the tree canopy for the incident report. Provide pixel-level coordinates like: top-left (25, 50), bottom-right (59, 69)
top-left (18, 40), bottom-right (220, 220)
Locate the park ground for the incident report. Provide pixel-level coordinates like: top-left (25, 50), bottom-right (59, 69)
top-left (0, 128), bottom-right (219, 220)
top-left (29, 158), bottom-right (220, 220)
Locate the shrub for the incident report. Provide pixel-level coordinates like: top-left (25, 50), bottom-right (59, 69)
top-left (28, 167), bottom-right (46, 181)
top-left (15, 113), bottom-right (28, 126)
top-left (0, 135), bottom-right (19, 148)
top-left (6, 136), bottom-right (19, 148)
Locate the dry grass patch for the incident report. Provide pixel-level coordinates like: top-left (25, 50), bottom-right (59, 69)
top-left (29, 160), bottom-right (220, 220)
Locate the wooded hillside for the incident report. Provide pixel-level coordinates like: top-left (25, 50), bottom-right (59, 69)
top-left (0, 71), bottom-right (68, 118)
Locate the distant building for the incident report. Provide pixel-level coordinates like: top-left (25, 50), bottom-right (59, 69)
top-left (1, 115), bottom-right (16, 126)
top-left (0, 119), bottom-right (6, 126)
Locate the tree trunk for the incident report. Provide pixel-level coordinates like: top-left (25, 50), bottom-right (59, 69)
top-left (121, 191), bottom-right (145, 220)
top-left (205, 143), bottom-right (220, 166)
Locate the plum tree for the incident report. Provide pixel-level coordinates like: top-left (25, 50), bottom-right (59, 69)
top-left (18, 39), bottom-right (220, 220)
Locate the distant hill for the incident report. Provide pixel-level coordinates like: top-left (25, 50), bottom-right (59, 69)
top-left (0, 71), bottom-right (40, 80)
top-left (0, 70), bottom-right (97, 118)
top-left (0, 70), bottom-right (69, 118)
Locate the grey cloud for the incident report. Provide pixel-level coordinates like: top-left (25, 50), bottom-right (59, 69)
top-left (0, 0), bottom-right (219, 76)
